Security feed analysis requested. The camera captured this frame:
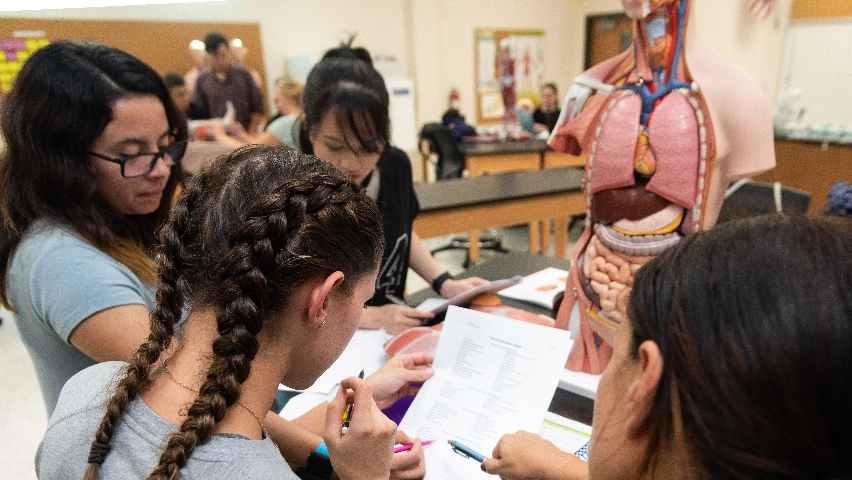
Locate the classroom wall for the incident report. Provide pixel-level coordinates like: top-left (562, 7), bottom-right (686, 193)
top-left (2, 1), bottom-right (411, 114)
top-left (3, 0), bottom-right (792, 141)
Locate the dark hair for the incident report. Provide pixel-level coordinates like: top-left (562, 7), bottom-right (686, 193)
top-left (321, 36), bottom-right (373, 66)
top-left (0, 41), bottom-right (186, 307)
top-left (541, 82), bottom-right (558, 95)
top-left (163, 72), bottom-right (185, 88)
top-left (83, 145), bottom-right (385, 479)
top-left (627, 214), bottom-right (852, 478)
top-left (298, 55), bottom-right (390, 158)
top-left (204, 31), bottom-right (228, 53)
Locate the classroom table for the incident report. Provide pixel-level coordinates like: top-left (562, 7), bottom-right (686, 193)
top-left (458, 138), bottom-right (586, 176)
top-left (406, 251), bottom-right (595, 426)
top-left (413, 168), bottom-right (585, 262)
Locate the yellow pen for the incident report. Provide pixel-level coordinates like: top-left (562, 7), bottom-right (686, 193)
top-left (341, 369), bottom-right (364, 434)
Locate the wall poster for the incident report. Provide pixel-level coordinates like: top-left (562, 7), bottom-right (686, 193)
top-left (475, 29), bottom-right (545, 123)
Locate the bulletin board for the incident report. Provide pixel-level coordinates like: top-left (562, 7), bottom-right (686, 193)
top-left (0, 18), bottom-right (266, 96)
top-left (475, 29), bottom-right (545, 124)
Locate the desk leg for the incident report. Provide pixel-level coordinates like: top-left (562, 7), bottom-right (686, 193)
top-left (540, 220), bottom-right (551, 255)
top-left (554, 217), bottom-right (569, 259)
top-left (469, 230), bottom-right (481, 263)
top-left (528, 222), bottom-right (540, 255)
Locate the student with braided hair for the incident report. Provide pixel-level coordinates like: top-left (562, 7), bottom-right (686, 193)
top-left (37, 145), bottom-right (429, 479)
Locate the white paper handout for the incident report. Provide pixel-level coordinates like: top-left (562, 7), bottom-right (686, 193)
top-left (398, 306), bottom-right (572, 480)
top-left (497, 267), bottom-right (569, 309)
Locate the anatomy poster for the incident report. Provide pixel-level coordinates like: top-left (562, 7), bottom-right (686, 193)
top-left (475, 29), bottom-right (545, 123)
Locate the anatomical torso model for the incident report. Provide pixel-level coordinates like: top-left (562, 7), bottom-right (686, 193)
top-left (553, 0), bottom-right (775, 374)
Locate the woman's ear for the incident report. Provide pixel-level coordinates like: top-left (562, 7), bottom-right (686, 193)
top-left (307, 271), bottom-right (345, 327)
top-left (626, 340), bottom-right (663, 436)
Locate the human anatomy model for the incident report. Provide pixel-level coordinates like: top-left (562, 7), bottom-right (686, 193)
top-left (552, 0), bottom-right (775, 374)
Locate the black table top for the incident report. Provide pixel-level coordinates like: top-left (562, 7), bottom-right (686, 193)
top-left (414, 168), bottom-right (584, 212)
top-left (459, 138), bottom-right (551, 155)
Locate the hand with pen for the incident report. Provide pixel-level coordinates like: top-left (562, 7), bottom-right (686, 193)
top-left (325, 374), bottom-right (397, 480)
top-left (480, 431), bottom-right (589, 480)
top-left (363, 352), bottom-right (434, 479)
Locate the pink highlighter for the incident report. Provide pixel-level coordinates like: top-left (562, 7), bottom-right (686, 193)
top-left (393, 440), bottom-right (434, 453)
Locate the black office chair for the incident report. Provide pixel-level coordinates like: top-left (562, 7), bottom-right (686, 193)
top-left (716, 179), bottom-right (811, 224)
top-left (418, 123), bottom-right (508, 266)
top-left (419, 123), bottom-right (465, 180)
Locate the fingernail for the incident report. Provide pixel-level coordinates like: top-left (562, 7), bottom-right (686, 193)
top-left (480, 463), bottom-right (487, 472)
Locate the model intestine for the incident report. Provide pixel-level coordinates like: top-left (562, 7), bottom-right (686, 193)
top-left (552, 0), bottom-right (775, 374)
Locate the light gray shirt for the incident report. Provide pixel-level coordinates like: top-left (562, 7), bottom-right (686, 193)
top-left (266, 114), bottom-right (300, 149)
top-left (37, 361), bottom-right (297, 479)
top-left (7, 219), bottom-right (155, 414)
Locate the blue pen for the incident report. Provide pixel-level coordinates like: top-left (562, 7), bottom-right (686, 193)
top-left (448, 439), bottom-right (487, 463)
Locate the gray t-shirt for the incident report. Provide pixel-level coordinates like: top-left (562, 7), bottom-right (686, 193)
top-left (7, 219), bottom-right (155, 414)
top-left (37, 361), bottom-right (297, 479)
top-left (266, 114), bottom-right (300, 149)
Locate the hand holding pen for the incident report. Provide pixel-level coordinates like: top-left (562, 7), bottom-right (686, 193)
top-left (325, 372), bottom-right (398, 480)
top-left (479, 431), bottom-right (588, 480)
top-left (340, 370), bottom-right (364, 434)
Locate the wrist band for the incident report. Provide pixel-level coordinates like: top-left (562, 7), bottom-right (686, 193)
top-left (315, 440), bottom-right (328, 457)
top-left (305, 440), bottom-right (333, 480)
top-left (431, 271), bottom-right (454, 295)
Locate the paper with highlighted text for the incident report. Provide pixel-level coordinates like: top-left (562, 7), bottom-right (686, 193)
top-left (398, 306), bottom-right (572, 480)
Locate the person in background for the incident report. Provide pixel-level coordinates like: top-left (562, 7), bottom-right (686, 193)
top-left (37, 145), bottom-right (432, 480)
top-left (230, 38), bottom-right (264, 91)
top-left (163, 72), bottom-right (208, 121)
top-left (481, 214), bottom-right (852, 480)
top-left (195, 31), bottom-right (266, 135)
top-left (533, 82), bottom-right (560, 134)
top-left (0, 41), bottom-right (186, 416)
top-left (299, 48), bottom-right (488, 335)
top-left (252, 77), bottom-right (304, 149)
top-left (184, 39), bottom-right (209, 98)
top-left (440, 108), bottom-right (478, 140)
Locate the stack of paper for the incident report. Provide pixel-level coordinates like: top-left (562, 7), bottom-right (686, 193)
top-left (398, 306), bottom-right (573, 479)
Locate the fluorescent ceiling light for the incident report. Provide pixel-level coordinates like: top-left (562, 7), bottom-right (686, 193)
top-left (0, 0), bottom-right (225, 12)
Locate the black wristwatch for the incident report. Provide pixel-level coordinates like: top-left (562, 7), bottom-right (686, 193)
top-left (303, 451), bottom-right (333, 480)
top-left (431, 271), bottom-right (454, 295)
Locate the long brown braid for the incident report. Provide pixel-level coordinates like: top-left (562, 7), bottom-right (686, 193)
top-left (83, 145), bottom-right (384, 479)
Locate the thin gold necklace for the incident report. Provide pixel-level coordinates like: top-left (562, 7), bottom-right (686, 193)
top-left (162, 360), bottom-right (278, 451)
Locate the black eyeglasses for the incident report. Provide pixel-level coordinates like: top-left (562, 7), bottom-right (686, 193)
top-left (88, 139), bottom-right (188, 178)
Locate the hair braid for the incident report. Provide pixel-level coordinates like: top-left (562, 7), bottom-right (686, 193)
top-left (82, 174), bottom-right (206, 480)
top-left (149, 173), bottom-right (362, 477)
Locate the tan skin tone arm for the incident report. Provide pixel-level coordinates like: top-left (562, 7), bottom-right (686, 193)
top-left (68, 304), bottom-right (152, 363)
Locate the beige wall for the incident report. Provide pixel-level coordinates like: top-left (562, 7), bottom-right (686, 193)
top-left (3, 0), bottom-right (792, 138)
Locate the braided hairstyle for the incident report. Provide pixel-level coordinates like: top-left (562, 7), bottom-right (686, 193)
top-left (83, 145), bottom-right (384, 479)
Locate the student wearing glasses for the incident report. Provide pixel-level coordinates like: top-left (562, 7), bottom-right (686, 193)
top-left (0, 41), bottom-right (187, 415)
